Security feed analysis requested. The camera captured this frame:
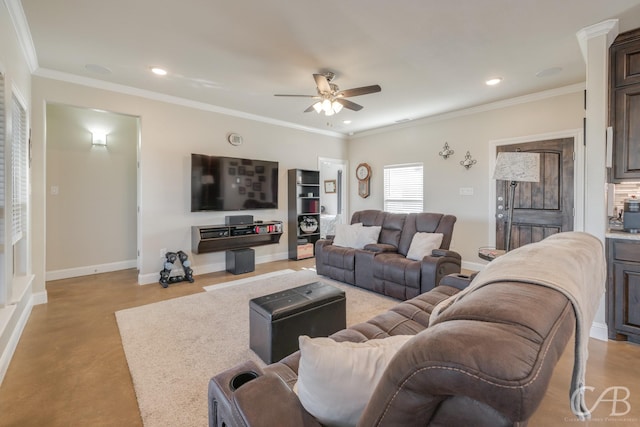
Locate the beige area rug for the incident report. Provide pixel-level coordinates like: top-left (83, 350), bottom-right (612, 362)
top-left (116, 269), bottom-right (397, 427)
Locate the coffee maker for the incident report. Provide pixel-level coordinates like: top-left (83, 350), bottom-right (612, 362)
top-left (623, 198), bottom-right (640, 233)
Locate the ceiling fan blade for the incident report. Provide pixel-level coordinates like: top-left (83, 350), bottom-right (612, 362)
top-left (313, 73), bottom-right (332, 93)
top-left (338, 85), bottom-right (381, 98)
top-left (336, 98), bottom-right (363, 111)
top-left (304, 104), bottom-right (317, 113)
top-left (274, 94), bottom-right (318, 98)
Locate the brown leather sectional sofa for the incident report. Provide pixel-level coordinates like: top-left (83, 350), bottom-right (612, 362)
top-left (208, 272), bottom-right (575, 426)
top-left (315, 210), bottom-right (462, 300)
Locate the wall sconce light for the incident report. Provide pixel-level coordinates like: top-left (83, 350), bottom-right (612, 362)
top-left (92, 131), bottom-right (107, 146)
top-left (460, 151), bottom-right (477, 169)
top-left (439, 142), bottom-right (455, 159)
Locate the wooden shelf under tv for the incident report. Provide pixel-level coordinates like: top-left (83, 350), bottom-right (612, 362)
top-left (191, 221), bottom-right (283, 254)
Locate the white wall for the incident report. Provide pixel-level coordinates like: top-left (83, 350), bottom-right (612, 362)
top-left (348, 89), bottom-right (585, 269)
top-left (45, 104), bottom-right (138, 278)
top-left (30, 76), bottom-right (347, 288)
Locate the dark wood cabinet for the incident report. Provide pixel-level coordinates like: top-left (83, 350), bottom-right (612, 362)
top-left (607, 237), bottom-right (640, 343)
top-left (288, 169), bottom-right (320, 260)
top-left (610, 29), bottom-right (640, 181)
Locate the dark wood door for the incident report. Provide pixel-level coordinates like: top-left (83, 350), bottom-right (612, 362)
top-left (496, 138), bottom-right (574, 251)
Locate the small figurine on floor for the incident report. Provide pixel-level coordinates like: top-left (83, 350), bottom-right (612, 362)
top-left (159, 250), bottom-right (194, 288)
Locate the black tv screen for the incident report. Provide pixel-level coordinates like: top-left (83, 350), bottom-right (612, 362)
top-left (191, 153), bottom-right (279, 212)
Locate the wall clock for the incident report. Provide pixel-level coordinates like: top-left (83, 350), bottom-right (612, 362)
top-left (356, 162), bottom-right (371, 198)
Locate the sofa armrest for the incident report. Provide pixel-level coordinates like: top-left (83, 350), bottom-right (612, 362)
top-left (431, 248), bottom-right (462, 259)
top-left (231, 374), bottom-right (321, 427)
top-left (363, 243), bottom-right (398, 253)
top-left (315, 239), bottom-right (333, 276)
top-left (209, 360), bottom-right (320, 427)
top-left (438, 273), bottom-right (474, 291)
top-left (419, 252), bottom-right (462, 294)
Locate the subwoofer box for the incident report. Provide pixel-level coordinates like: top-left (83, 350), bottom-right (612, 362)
top-left (225, 248), bottom-right (255, 275)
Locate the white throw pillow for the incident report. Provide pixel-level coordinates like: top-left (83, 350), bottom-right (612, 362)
top-left (406, 232), bottom-right (444, 261)
top-left (294, 335), bottom-right (413, 427)
top-left (355, 225), bottom-right (382, 249)
top-left (332, 223), bottom-right (363, 248)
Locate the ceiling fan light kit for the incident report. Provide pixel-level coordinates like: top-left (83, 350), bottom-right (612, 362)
top-left (275, 71), bottom-right (381, 116)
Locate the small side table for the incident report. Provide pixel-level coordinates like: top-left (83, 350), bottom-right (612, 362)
top-left (478, 247), bottom-right (506, 262)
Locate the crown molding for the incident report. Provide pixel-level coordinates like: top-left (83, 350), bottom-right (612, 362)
top-left (4, 0), bottom-right (38, 72)
top-left (33, 68), bottom-right (346, 139)
top-left (576, 19), bottom-right (619, 61)
top-left (351, 82), bottom-right (586, 139)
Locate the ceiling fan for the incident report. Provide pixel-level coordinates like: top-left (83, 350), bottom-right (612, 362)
top-left (275, 72), bottom-right (381, 116)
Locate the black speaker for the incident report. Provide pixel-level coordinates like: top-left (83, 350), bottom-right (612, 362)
top-left (225, 215), bottom-right (254, 225)
top-left (226, 248), bottom-right (255, 275)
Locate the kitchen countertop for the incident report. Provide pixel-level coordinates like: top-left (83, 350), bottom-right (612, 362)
top-left (606, 230), bottom-right (640, 240)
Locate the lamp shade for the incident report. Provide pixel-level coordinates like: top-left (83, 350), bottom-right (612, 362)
top-left (492, 152), bottom-right (540, 182)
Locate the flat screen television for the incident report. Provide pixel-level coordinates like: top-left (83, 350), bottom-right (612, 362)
top-left (191, 153), bottom-right (279, 212)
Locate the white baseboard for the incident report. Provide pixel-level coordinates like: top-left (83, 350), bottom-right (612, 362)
top-left (590, 321), bottom-right (608, 342)
top-left (46, 260), bottom-right (137, 281)
top-left (462, 260), bottom-right (485, 273)
top-left (137, 251), bottom-right (290, 285)
top-left (31, 291), bottom-right (48, 305)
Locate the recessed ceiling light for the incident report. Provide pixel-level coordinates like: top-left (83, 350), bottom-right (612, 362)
top-left (151, 67), bottom-right (168, 76)
top-left (343, 120), bottom-right (352, 124)
top-left (486, 77), bottom-right (503, 86)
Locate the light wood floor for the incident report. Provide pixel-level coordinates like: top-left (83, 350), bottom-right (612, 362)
top-left (0, 260), bottom-right (639, 426)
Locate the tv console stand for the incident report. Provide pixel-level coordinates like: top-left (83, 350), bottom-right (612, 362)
top-left (191, 221), bottom-right (283, 254)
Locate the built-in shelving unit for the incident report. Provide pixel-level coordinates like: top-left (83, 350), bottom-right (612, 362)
top-left (288, 169), bottom-right (320, 260)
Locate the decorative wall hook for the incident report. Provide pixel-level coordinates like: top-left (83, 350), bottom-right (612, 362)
top-left (439, 142), bottom-right (455, 159)
top-left (460, 151), bottom-right (477, 169)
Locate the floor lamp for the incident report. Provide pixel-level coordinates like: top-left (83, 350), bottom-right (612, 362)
top-left (492, 152), bottom-right (540, 251)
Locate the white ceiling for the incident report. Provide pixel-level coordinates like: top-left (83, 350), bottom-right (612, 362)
top-left (16, 0), bottom-right (640, 135)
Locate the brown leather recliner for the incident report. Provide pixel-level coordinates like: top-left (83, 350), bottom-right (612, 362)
top-left (315, 210), bottom-right (393, 285)
top-left (208, 273), bottom-right (575, 426)
top-left (315, 210), bottom-right (461, 300)
top-left (370, 212), bottom-right (461, 299)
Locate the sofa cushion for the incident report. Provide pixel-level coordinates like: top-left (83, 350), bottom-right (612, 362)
top-left (333, 223), bottom-right (382, 250)
top-left (333, 223), bottom-right (363, 248)
top-left (406, 232), bottom-right (443, 261)
top-left (294, 334), bottom-right (413, 427)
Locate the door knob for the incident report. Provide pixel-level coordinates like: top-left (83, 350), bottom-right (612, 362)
top-left (497, 213), bottom-right (504, 219)
top-left (497, 205), bottom-right (504, 210)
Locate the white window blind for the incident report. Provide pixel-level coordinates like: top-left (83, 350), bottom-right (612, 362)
top-left (11, 94), bottom-right (27, 245)
top-left (383, 163), bottom-right (423, 213)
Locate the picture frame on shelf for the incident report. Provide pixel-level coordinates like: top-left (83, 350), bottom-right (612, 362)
top-left (324, 179), bottom-right (337, 193)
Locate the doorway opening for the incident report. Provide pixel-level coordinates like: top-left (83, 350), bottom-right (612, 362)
top-left (45, 103), bottom-right (140, 280)
top-left (488, 129), bottom-right (584, 250)
top-left (318, 157), bottom-right (349, 238)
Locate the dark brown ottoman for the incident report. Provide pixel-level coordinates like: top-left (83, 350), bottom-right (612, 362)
top-left (249, 281), bottom-right (346, 364)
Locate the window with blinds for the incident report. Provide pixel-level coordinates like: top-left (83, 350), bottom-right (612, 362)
top-left (11, 93), bottom-right (27, 245)
top-left (383, 163), bottom-right (423, 213)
